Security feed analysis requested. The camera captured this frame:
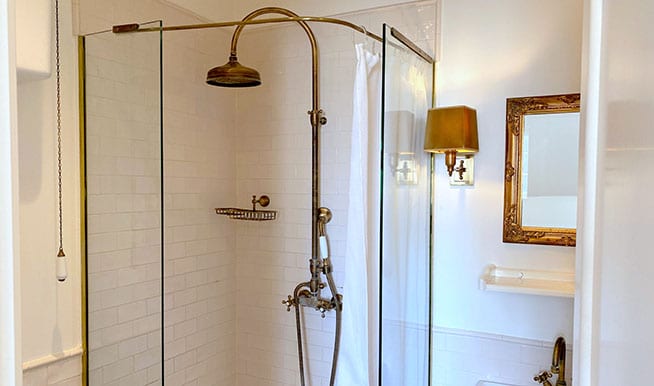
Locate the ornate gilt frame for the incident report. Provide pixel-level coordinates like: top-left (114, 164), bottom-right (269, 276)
top-left (503, 93), bottom-right (580, 246)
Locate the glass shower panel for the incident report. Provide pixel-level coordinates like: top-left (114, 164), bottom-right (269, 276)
top-left (84, 22), bottom-right (163, 385)
top-left (380, 24), bottom-right (434, 386)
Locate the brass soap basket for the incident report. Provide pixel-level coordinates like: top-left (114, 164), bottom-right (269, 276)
top-left (215, 195), bottom-right (277, 221)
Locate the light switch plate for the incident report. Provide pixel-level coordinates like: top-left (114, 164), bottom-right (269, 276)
top-left (449, 156), bottom-right (474, 186)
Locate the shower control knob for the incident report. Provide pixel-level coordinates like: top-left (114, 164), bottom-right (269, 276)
top-left (319, 116), bottom-right (327, 125)
top-left (282, 295), bottom-right (294, 312)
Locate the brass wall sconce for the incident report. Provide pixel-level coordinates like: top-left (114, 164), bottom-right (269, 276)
top-left (424, 106), bottom-right (479, 178)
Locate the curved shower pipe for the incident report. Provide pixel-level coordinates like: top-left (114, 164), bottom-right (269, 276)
top-left (223, 9), bottom-right (340, 386)
top-left (227, 7), bottom-right (324, 294)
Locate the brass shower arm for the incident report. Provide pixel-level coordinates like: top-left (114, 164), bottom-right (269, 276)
top-left (202, 9), bottom-right (324, 264)
top-left (224, 7), bottom-right (321, 119)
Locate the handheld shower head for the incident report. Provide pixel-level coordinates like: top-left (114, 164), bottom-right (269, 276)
top-left (206, 55), bottom-right (261, 87)
top-left (317, 207), bottom-right (332, 260)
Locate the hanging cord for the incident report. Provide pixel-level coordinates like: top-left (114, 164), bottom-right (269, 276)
top-left (55, 0), bottom-right (67, 282)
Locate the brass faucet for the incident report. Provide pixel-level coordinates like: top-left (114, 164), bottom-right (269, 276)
top-left (534, 337), bottom-right (567, 386)
top-left (551, 337), bottom-right (567, 386)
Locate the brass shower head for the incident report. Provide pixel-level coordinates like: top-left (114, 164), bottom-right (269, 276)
top-left (206, 55), bottom-right (261, 87)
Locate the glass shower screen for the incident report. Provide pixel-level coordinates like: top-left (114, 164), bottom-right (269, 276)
top-left (380, 23), bottom-right (434, 386)
top-left (83, 21), bottom-right (163, 385)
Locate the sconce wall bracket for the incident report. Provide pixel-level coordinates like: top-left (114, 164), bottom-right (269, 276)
top-left (449, 156), bottom-right (474, 186)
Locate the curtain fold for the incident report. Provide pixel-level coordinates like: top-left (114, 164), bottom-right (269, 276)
top-left (335, 43), bottom-right (381, 386)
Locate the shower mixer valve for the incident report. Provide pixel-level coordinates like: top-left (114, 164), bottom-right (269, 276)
top-left (282, 206), bottom-right (343, 319)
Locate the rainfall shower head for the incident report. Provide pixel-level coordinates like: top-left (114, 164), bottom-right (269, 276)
top-left (206, 55), bottom-right (261, 87)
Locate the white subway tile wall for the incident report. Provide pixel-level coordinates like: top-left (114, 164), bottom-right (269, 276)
top-left (23, 355), bottom-right (83, 386)
top-left (161, 26), bottom-right (238, 386)
top-left (233, 4), bottom-right (436, 385)
top-left (432, 327), bottom-right (573, 386)
top-left (86, 27), bottom-right (164, 386)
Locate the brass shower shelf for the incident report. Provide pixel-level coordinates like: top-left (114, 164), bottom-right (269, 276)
top-left (214, 207), bottom-right (277, 221)
top-left (215, 195), bottom-right (277, 221)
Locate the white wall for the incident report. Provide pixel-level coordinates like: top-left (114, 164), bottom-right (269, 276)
top-left (434, 0), bottom-right (582, 341)
top-left (16, 0), bottom-right (51, 78)
top-left (0, 0), bottom-right (22, 384)
top-left (166, 0), bottom-right (428, 22)
top-left (575, 0), bottom-right (654, 385)
top-left (432, 327), bottom-right (573, 386)
top-left (17, 0), bottom-right (82, 374)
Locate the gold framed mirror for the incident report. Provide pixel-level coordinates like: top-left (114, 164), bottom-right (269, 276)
top-left (503, 93), bottom-right (580, 246)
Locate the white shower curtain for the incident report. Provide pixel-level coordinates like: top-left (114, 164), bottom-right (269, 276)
top-left (335, 43), bottom-right (381, 386)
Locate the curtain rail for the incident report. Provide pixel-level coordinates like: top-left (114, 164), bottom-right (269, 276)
top-left (111, 15), bottom-right (435, 63)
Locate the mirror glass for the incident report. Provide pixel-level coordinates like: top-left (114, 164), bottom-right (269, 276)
top-left (521, 112), bottom-right (580, 228)
top-left (503, 93), bottom-right (580, 246)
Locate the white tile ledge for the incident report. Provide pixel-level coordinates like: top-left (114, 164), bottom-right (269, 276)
top-left (433, 325), bottom-right (574, 350)
top-left (22, 345), bottom-right (83, 372)
top-left (479, 264), bottom-right (574, 298)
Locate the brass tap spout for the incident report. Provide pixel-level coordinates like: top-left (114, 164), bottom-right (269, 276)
top-left (551, 337), bottom-right (567, 386)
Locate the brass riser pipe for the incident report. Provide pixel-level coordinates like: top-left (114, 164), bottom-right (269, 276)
top-left (215, 7), bottom-right (336, 386)
top-left (224, 8), bottom-right (323, 294)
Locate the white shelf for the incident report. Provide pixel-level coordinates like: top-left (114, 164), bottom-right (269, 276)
top-left (476, 381), bottom-right (525, 386)
top-left (479, 264), bottom-right (574, 298)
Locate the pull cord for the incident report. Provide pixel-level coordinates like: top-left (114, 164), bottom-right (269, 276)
top-left (55, 0), bottom-right (67, 282)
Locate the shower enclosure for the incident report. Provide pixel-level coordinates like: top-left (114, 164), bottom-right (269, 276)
top-left (81, 3), bottom-right (435, 385)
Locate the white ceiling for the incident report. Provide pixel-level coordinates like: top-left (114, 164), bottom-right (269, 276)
top-left (165, 0), bottom-right (416, 21)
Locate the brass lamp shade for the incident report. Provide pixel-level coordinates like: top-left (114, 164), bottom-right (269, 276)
top-left (424, 105), bottom-right (479, 176)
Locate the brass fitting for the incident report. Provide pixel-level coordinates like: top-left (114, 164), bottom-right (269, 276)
top-left (533, 370), bottom-right (553, 386)
top-left (551, 337), bottom-right (567, 386)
